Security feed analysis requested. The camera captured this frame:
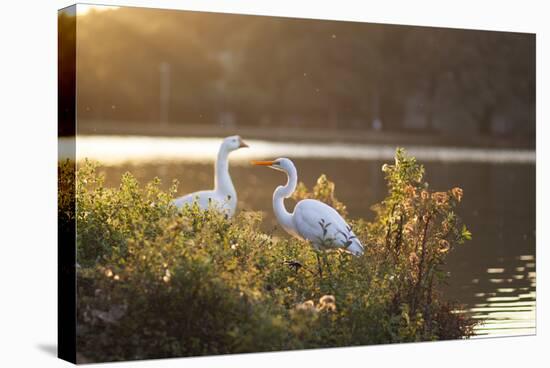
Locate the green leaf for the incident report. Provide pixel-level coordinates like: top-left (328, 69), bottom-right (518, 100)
top-left (461, 225), bottom-right (472, 241)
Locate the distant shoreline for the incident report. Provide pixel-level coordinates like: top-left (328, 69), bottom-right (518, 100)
top-left (75, 120), bottom-right (535, 150)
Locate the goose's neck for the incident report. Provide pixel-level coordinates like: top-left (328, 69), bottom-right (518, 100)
top-left (273, 166), bottom-right (298, 235)
top-left (214, 147), bottom-right (235, 196)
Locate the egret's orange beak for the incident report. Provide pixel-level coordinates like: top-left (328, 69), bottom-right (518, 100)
top-left (239, 138), bottom-right (249, 148)
top-left (251, 160), bottom-right (275, 166)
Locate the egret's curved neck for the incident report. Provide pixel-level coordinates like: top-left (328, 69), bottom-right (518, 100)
top-left (214, 146), bottom-right (235, 196)
top-left (273, 165), bottom-right (298, 235)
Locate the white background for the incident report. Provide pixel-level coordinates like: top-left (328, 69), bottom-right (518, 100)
top-left (0, 0), bottom-right (547, 366)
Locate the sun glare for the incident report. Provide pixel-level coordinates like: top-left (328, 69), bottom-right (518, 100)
top-left (76, 4), bottom-right (119, 16)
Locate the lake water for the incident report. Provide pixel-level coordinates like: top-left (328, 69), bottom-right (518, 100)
top-left (64, 135), bottom-right (536, 338)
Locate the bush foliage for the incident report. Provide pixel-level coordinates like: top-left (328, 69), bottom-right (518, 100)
top-left (62, 149), bottom-right (476, 363)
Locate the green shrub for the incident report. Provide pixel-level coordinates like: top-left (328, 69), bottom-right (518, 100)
top-left (58, 160), bottom-right (75, 237)
top-left (61, 150), bottom-right (476, 363)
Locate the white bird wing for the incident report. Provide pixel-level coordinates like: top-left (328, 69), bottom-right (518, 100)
top-left (293, 199), bottom-right (363, 254)
top-left (172, 190), bottom-right (235, 216)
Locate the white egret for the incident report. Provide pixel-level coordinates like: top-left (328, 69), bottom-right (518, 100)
top-left (251, 158), bottom-right (364, 258)
top-left (173, 135), bottom-right (248, 217)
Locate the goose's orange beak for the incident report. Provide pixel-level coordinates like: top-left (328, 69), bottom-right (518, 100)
top-left (251, 160), bottom-right (275, 166)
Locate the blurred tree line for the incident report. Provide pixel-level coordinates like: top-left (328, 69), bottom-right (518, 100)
top-left (59, 7), bottom-right (535, 140)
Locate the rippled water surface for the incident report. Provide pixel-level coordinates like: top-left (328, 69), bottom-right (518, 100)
top-left (65, 135), bottom-right (536, 338)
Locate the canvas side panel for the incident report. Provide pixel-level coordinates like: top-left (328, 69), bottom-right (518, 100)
top-left (58, 4), bottom-right (77, 364)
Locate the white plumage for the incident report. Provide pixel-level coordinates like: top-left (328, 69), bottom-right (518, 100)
top-left (173, 135), bottom-right (248, 217)
top-left (252, 158), bottom-right (364, 256)
top-left (172, 189), bottom-right (233, 215)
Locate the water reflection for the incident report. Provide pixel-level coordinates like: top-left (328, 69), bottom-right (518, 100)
top-left (60, 135), bottom-right (536, 165)
top-left (63, 135), bottom-right (536, 338)
top-left (467, 254), bottom-right (536, 337)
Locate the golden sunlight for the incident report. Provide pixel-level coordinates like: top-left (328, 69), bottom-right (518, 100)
top-left (76, 4), bottom-right (119, 16)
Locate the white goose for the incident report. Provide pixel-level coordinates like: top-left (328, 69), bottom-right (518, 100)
top-left (173, 135), bottom-right (248, 217)
top-left (252, 158), bottom-right (364, 256)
